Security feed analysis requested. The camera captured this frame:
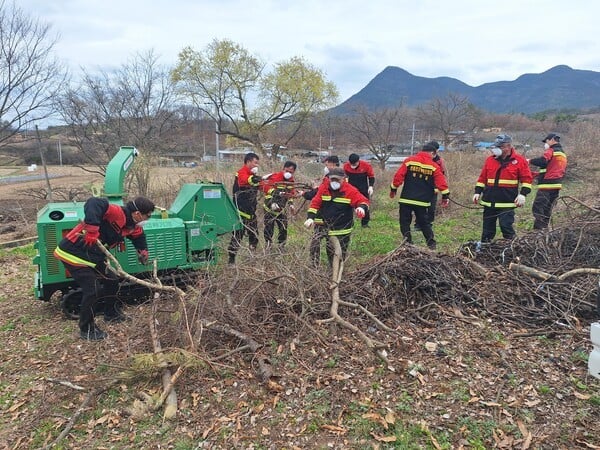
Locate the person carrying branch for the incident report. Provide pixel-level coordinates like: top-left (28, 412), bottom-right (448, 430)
top-left (304, 167), bottom-right (369, 266)
top-left (54, 196), bottom-right (155, 341)
top-left (529, 133), bottom-right (567, 230)
top-left (227, 152), bottom-right (262, 264)
top-left (389, 142), bottom-right (450, 250)
top-left (303, 155), bottom-right (341, 265)
top-left (473, 134), bottom-right (532, 242)
top-left (261, 160), bottom-right (299, 249)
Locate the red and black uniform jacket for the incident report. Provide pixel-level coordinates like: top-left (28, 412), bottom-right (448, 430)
top-left (54, 197), bottom-right (148, 268)
top-left (475, 149), bottom-right (533, 209)
top-left (529, 143), bottom-right (567, 190)
top-left (432, 154), bottom-right (447, 194)
top-left (232, 165), bottom-right (262, 220)
top-left (343, 160), bottom-right (375, 195)
top-left (262, 171), bottom-right (295, 215)
top-left (390, 151), bottom-right (449, 207)
top-left (307, 180), bottom-right (369, 236)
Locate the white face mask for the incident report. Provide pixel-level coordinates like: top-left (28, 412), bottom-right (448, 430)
top-left (330, 181), bottom-right (341, 190)
top-left (323, 167), bottom-right (330, 175)
top-left (544, 143), bottom-right (550, 150)
top-left (491, 148), bottom-right (502, 157)
top-left (351, 163), bottom-right (359, 169)
top-left (250, 166), bottom-right (259, 174)
top-left (137, 220), bottom-right (148, 227)
top-left (283, 171), bottom-right (293, 180)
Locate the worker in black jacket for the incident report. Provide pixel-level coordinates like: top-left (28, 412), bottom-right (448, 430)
top-left (54, 196), bottom-right (155, 341)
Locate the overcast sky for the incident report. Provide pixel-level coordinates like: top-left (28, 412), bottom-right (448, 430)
top-left (17, 0), bottom-right (600, 103)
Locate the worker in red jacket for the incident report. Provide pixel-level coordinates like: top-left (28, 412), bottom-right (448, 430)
top-left (390, 142), bottom-right (449, 250)
top-left (529, 133), bottom-right (567, 229)
top-left (473, 134), bottom-right (533, 242)
top-left (261, 160), bottom-right (298, 248)
top-left (227, 152), bottom-right (262, 264)
top-left (304, 167), bottom-right (369, 266)
top-left (54, 196), bottom-right (155, 341)
top-left (343, 153), bottom-right (375, 227)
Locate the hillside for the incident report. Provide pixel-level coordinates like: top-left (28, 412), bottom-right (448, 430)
top-left (335, 65), bottom-right (600, 114)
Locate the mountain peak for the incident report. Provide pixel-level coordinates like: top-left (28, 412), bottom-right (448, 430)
top-left (335, 65), bottom-right (600, 114)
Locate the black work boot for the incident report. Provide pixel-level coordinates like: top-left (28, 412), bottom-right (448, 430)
top-left (80, 324), bottom-right (107, 341)
top-left (104, 310), bottom-right (130, 323)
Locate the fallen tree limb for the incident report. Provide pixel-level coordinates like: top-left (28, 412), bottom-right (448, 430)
top-left (509, 262), bottom-right (600, 281)
top-left (318, 236), bottom-right (393, 370)
top-left (96, 243), bottom-right (185, 298)
top-left (41, 380), bottom-right (118, 450)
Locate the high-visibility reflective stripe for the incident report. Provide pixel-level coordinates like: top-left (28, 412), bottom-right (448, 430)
top-left (314, 218), bottom-right (324, 224)
top-left (476, 182), bottom-right (485, 188)
top-left (329, 228), bottom-right (352, 236)
top-left (480, 201), bottom-right (515, 208)
top-left (263, 204), bottom-right (282, 214)
top-left (308, 207), bottom-right (318, 214)
top-left (238, 210), bottom-right (252, 220)
top-left (487, 178), bottom-right (518, 185)
top-left (539, 168), bottom-right (547, 173)
top-left (321, 195), bottom-right (331, 201)
top-left (53, 247), bottom-right (96, 267)
top-left (390, 183), bottom-right (399, 189)
top-left (399, 198), bottom-right (430, 207)
top-left (332, 197), bottom-right (351, 204)
top-left (553, 151), bottom-right (566, 158)
top-left (406, 161), bottom-right (437, 171)
top-left (538, 183), bottom-right (562, 189)
top-left (439, 189), bottom-right (450, 195)
top-left (521, 183), bottom-right (532, 189)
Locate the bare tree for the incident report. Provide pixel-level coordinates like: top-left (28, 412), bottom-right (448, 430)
top-left (417, 93), bottom-right (481, 149)
top-left (57, 50), bottom-right (179, 194)
top-left (0, 0), bottom-right (67, 145)
top-left (345, 105), bottom-right (406, 169)
top-left (172, 39), bottom-right (338, 159)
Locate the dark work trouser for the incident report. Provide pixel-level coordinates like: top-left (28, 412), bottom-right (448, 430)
top-left (228, 215), bottom-right (259, 261)
top-left (399, 203), bottom-right (435, 248)
top-left (358, 189), bottom-right (371, 226)
top-left (63, 260), bottom-right (120, 332)
top-left (309, 224), bottom-right (328, 265)
top-left (532, 189), bottom-right (559, 230)
top-left (481, 207), bottom-right (515, 242)
top-left (264, 212), bottom-right (288, 245)
top-left (426, 193), bottom-right (438, 225)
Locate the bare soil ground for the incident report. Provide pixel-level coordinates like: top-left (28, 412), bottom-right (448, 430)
top-left (0, 165), bottom-right (599, 449)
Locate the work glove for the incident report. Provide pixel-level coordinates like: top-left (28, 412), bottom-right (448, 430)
top-left (514, 194), bottom-right (526, 207)
top-left (367, 186), bottom-right (374, 197)
top-left (304, 218), bottom-right (314, 228)
top-left (440, 198), bottom-right (450, 208)
top-left (472, 193), bottom-right (480, 204)
top-left (289, 204), bottom-right (296, 214)
top-left (262, 173), bottom-right (272, 180)
top-left (270, 203), bottom-right (281, 212)
top-left (355, 207), bottom-right (366, 219)
top-left (389, 190), bottom-right (396, 199)
top-left (82, 224), bottom-right (100, 247)
top-left (137, 249), bottom-right (149, 265)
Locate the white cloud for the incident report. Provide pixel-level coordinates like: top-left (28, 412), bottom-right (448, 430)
top-left (17, 0), bottom-right (600, 101)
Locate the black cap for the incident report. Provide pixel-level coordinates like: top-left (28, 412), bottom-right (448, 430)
top-left (327, 167), bottom-right (345, 180)
top-left (422, 143), bottom-right (437, 152)
top-left (348, 153), bottom-right (360, 164)
top-left (325, 155), bottom-right (340, 165)
top-left (426, 141), bottom-right (440, 150)
top-left (542, 133), bottom-right (560, 143)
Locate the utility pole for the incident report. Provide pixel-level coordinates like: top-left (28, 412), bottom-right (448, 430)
top-left (57, 140), bottom-right (63, 166)
top-left (410, 123), bottom-right (416, 155)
